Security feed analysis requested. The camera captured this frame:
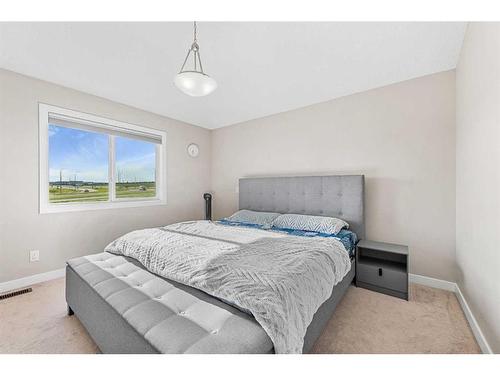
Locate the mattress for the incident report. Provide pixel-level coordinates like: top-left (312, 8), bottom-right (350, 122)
top-left (66, 252), bottom-right (355, 354)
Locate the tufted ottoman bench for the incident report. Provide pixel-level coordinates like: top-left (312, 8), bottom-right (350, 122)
top-left (66, 252), bottom-right (274, 353)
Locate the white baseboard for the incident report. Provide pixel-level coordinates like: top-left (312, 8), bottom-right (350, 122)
top-left (409, 273), bottom-right (456, 292)
top-left (0, 268), bottom-right (65, 294)
top-left (454, 284), bottom-right (493, 354)
top-left (410, 273), bottom-right (493, 354)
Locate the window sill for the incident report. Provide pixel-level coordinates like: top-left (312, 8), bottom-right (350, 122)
top-left (39, 198), bottom-right (167, 214)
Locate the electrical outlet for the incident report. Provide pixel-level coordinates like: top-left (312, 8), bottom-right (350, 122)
top-left (29, 250), bottom-right (39, 262)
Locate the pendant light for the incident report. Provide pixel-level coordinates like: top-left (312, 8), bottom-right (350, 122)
top-left (174, 22), bottom-right (217, 97)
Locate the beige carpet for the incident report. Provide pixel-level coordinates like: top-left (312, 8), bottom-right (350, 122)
top-left (312, 283), bottom-right (480, 353)
top-left (0, 278), bottom-right (480, 354)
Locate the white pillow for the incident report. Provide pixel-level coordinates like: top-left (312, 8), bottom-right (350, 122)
top-left (224, 209), bottom-right (281, 228)
top-left (272, 213), bottom-right (348, 235)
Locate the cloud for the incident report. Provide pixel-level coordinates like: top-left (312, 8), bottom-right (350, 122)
top-left (48, 125), bottom-right (60, 137)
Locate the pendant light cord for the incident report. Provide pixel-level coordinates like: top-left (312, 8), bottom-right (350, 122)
top-left (178, 21), bottom-right (205, 74)
top-left (193, 21), bottom-right (198, 70)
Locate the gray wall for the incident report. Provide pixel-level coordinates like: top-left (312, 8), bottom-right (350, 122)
top-left (211, 71), bottom-right (456, 281)
top-left (0, 69), bottom-right (212, 282)
top-left (456, 23), bottom-right (500, 353)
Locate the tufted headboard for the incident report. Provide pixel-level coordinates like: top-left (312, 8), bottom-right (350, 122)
top-left (239, 175), bottom-right (365, 239)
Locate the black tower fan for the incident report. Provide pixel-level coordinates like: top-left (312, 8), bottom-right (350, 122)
top-left (203, 193), bottom-right (212, 221)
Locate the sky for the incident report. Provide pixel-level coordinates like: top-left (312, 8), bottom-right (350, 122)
top-left (49, 125), bottom-right (156, 183)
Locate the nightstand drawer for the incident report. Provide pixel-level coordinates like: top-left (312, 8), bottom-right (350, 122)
top-left (357, 262), bottom-right (407, 292)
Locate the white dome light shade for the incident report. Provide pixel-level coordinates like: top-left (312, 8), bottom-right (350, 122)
top-left (174, 71), bottom-right (217, 97)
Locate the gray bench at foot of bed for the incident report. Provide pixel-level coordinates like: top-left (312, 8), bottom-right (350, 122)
top-left (66, 253), bottom-right (355, 354)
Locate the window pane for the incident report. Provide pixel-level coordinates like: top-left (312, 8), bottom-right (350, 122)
top-left (49, 125), bottom-right (109, 203)
top-left (115, 136), bottom-right (156, 199)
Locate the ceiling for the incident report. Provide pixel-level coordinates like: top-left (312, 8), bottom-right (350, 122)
top-left (0, 22), bottom-right (466, 129)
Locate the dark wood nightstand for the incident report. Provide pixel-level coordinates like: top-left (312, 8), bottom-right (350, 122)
top-left (356, 240), bottom-right (409, 300)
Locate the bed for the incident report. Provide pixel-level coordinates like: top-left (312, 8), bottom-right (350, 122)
top-left (66, 175), bottom-right (365, 354)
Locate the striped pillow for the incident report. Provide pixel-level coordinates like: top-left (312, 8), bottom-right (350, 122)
top-left (225, 210), bottom-right (281, 228)
top-left (272, 214), bottom-right (348, 235)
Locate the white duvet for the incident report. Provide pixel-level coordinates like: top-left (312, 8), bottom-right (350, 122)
top-left (105, 220), bottom-right (351, 353)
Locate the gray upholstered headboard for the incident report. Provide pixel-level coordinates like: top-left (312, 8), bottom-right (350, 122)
top-left (239, 175), bottom-right (365, 239)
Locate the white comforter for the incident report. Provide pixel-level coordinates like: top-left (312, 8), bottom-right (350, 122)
top-left (105, 220), bottom-right (351, 353)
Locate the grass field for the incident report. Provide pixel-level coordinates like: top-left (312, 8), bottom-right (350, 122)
top-left (49, 182), bottom-right (156, 203)
top-left (116, 182), bottom-right (156, 199)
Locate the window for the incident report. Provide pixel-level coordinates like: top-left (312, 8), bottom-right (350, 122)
top-left (48, 125), bottom-right (109, 204)
top-left (115, 136), bottom-right (157, 199)
top-left (39, 104), bottom-right (166, 213)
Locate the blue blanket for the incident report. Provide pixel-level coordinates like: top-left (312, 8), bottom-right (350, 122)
top-left (217, 219), bottom-right (357, 256)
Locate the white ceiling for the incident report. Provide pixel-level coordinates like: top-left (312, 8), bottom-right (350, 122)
top-left (0, 22), bottom-right (466, 129)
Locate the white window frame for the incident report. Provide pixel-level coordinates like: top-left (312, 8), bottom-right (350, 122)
top-left (39, 103), bottom-right (167, 214)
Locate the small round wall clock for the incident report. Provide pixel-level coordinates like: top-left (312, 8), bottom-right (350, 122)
top-left (187, 143), bottom-right (200, 158)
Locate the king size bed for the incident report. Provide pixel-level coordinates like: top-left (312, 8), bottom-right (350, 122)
top-left (65, 175), bottom-right (365, 354)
